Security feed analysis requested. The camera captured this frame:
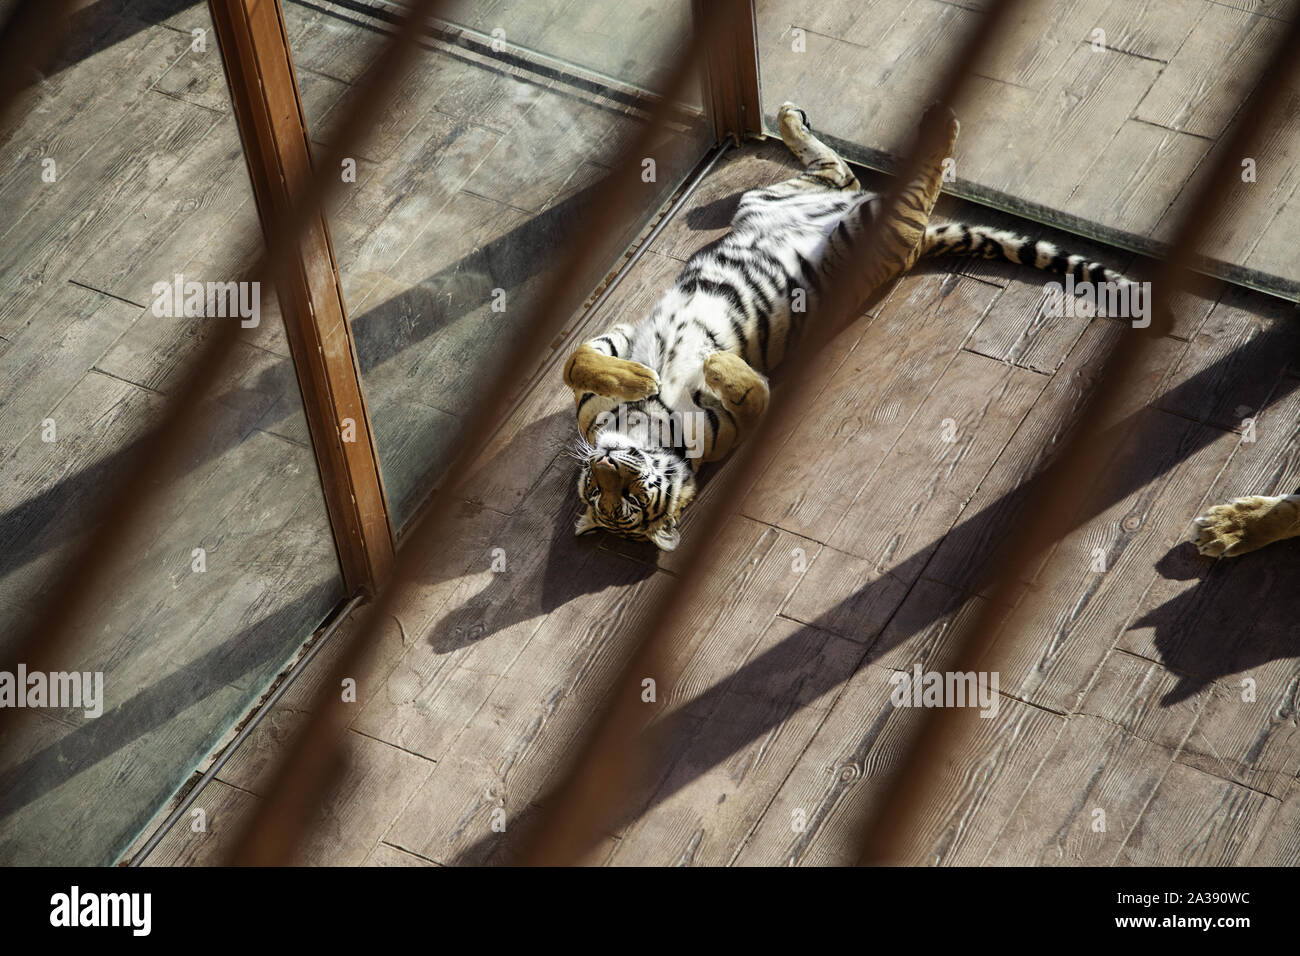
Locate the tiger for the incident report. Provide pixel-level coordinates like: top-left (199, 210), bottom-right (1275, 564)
top-left (562, 101), bottom-right (1130, 550)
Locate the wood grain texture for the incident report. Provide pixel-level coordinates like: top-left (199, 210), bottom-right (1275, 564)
top-left (731, 578), bottom-right (994, 866)
top-left (138, 779), bottom-right (261, 868)
top-left (1241, 779), bottom-right (1300, 866)
top-left (606, 616), bottom-right (862, 865)
top-left (0, 91), bottom-right (217, 338)
top-left (741, 272), bottom-right (1002, 541)
top-left (1114, 759), bottom-right (1278, 865)
top-left (826, 350), bottom-right (1046, 569)
top-left (987, 409), bottom-right (1236, 713)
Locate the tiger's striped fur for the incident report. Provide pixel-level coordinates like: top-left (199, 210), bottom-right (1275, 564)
top-left (564, 102), bottom-right (1130, 550)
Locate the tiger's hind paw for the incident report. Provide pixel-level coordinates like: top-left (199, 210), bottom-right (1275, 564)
top-left (778, 101), bottom-right (812, 136)
top-left (703, 351), bottom-right (769, 415)
top-left (919, 101), bottom-right (959, 151)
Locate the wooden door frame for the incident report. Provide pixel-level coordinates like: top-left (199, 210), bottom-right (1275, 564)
top-left (208, 0), bottom-right (395, 594)
top-left (696, 0), bottom-right (763, 143)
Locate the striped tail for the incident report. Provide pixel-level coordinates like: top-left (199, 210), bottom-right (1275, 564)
top-left (921, 223), bottom-right (1126, 286)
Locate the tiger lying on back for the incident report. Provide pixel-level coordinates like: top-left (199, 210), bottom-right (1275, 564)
top-left (562, 102), bottom-right (1128, 550)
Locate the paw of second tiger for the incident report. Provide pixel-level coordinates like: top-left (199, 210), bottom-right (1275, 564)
top-left (1193, 495), bottom-right (1296, 557)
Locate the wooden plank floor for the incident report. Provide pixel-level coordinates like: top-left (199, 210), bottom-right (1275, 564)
top-left (140, 137), bottom-right (1300, 866)
top-left (754, 0), bottom-right (1300, 294)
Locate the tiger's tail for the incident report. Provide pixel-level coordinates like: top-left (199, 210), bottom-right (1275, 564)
top-left (921, 222), bottom-right (1128, 286)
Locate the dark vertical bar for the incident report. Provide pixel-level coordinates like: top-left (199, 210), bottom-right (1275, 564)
top-left (0, 0), bottom-right (75, 127)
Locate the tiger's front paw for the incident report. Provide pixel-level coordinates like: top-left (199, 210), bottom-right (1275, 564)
top-left (1194, 495), bottom-right (1300, 557)
top-left (564, 345), bottom-right (660, 401)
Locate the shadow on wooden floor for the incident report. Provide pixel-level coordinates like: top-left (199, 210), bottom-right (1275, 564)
top-left (419, 409), bottom-right (661, 654)
top-left (1140, 540), bottom-right (1300, 705)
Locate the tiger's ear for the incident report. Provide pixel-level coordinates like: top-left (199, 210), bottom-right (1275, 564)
top-left (574, 507), bottom-right (600, 536)
top-left (650, 519), bottom-right (680, 551)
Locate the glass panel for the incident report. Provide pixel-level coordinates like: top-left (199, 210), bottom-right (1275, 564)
top-left (0, 3), bottom-right (346, 864)
top-left (755, 0), bottom-right (1300, 298)
top-left (284, 0), bottom-right (714, 528)
top-left (435, 0), bottom-right (697, 101)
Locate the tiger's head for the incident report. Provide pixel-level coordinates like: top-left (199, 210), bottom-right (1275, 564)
top-left (572, 430), bottom-right (696, 551)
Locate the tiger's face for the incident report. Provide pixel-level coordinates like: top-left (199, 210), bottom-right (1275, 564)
top-left (573, 430), bottom-right (696, 550)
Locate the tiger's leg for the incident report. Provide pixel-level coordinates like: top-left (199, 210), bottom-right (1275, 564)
top-left (1194, 494), bottom-right (1300, 557)
top-left (562, 323), bottom-right (659, 403)
top-left (892, 103), bottom-right (961, 272)
top-left (700, 350), bottom-right (770, 461)
top-left (775, 102), bottom-right (860, 191)
top-left (822, 103), bottom-right (960, 292)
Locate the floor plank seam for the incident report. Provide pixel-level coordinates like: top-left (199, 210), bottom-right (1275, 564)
top-left (377, 839), bottom-right (442, 865)
top-left (248, 424), bottom-right (312, 449)
top-left (65, 277), bottom-right (148, 310)
top-left (991, 689), bottom-right (1069, 718)
top-left (381, 834), bottom-right (448, 866)
top-left (207, 776), bottom-right (263, 801)
top-left (955, 271), bottom-right (1007, 293)
top-left (1177, 729), bottom-right (1290, 801)
top-left (85, 365), bottom-right (168, 397)
top-left (1083, 42), bottom-right (1169, 67)
top-left (970, 70), bottom-right (1036, 91)
top-left (958, 344), bottom-right (1055, 376)
top-left (148, 87), bottom-right (228, 117)
top-left (346, 727), bottom-right (440, 764)
top-left (771, 610), bottom-right (840, 635)
top-left (1201, 0), bottom-right (1295, 24)
top-left (1127, 115), bottom-right (1217, 142)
